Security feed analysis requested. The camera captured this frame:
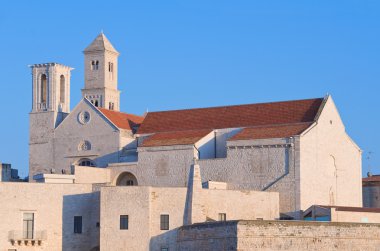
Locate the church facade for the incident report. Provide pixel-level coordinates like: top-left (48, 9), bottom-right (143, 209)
top-left (0, 33), bottom-right (376, 251)
top-left (28, 33), bottom-right (362, 216)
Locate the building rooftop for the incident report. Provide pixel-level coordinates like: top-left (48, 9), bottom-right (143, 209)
top-left (84, 32), bottom-right (119, 54)
top-left (228, 122), bottom-right (313, 141)
top-left (138, 97), bottom-right (324, 134)
top-left (140, 129), bottom-right (212, 147)
top-left (97, 107), bottom-right (144, 131)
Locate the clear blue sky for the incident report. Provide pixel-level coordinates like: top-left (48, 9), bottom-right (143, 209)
top-left (0, 1), bottom-right (379, 178)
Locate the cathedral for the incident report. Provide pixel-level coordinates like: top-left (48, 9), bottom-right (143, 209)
top-left (1, 33), bottom-right (379, 251)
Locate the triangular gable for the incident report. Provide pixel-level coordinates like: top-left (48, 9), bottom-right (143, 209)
top-left (55, 98), bottom-right (119, 133)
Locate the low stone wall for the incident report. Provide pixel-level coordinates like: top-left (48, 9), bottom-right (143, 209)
top-left (177, 220), bottom-right (380, 250)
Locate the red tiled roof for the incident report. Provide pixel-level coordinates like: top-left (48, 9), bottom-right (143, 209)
top-left (363, 176), bottom-right (380, 183)
top-left (97, 108), bottom-right (144, 130)
top-left (137, 98), bottom-right (323, 134)
top-left (228, 122), bottom-right (313, 141)
top-left (140, 129), bottom-right (212, 147)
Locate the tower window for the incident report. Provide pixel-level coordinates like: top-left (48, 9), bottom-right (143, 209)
top-left (109, 62), bottom-right (114, 80)
top-left (91, 60), bottom-right (99, 70)
top-left (40, 74), bottom-right (47, 104)
top-left (95, 100), bottom-right (99, 107)
top-left (109, 102), bottom-right (114, 110)
top-left (60, 75), bottom-right (65, 104)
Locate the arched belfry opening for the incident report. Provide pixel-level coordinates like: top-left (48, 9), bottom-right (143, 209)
top-left (60, 75), bottom-right (65, 103)
top-left (116, 172), bottom-right (138, 186)
top-left (40, 74), bottom-right (47, 104)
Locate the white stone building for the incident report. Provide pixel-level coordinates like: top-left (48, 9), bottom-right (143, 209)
top-left (0, 33), bottom-right (375, 251)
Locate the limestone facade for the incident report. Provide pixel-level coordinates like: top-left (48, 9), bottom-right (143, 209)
top-left (5, 33), bottom-right (368, 250)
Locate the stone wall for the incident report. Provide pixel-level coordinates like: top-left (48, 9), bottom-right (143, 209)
top-left (199, 137), bottom-right (299, 216)
top-left (177, 220), bottom-right (380, 251)
top-left (99, 176), bottom-right (278, 251)
top-left (0, 182), bottom-right (99, 251)
top-left (74, 165), bottom-right (110, 184)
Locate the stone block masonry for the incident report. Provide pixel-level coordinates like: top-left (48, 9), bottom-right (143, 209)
top-left (177, 220), bottom-right (380, 250)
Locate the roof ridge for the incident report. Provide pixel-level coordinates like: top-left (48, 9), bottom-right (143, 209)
top-left (145, 97), bottom-right (324, 114)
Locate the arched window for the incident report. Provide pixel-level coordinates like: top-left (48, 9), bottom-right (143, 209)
top-left (95, 61), bottom-right (99, 70)
top-left (60, 75), bottom-right (65, 103)
top-left (116, 172), bottom-right (138, 186)
top-left (91, 61), bottom-right (95, 70)
top-left (94, 100), bottom-right (99, 107)
top-left (77, 158), bottom-right (96, 167)
top-left (40, 74), bottom-right (47, 104)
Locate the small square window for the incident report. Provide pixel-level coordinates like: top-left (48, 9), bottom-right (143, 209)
top-left (74, 216), bottom-right (82, 234)
top-left (120, 215), bottom-right (129, 230)
top-left (218, 213), bottom-right (226, 221)
top-left (160, 214), bottom-right (169, 230)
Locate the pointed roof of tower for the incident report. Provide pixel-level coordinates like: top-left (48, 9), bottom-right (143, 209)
top-left (84, 33), bottom-right (119, 54)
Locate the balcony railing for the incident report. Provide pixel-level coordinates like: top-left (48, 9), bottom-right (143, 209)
top-left (8, 230), bottom-right (47, 246)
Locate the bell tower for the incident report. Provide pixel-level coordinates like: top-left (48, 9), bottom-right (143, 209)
top-left (29, 63), bottom-right (73, 180)
top-left (82, 33), bottom-right (120, 111)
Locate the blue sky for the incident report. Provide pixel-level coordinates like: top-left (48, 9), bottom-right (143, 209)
top-left (0, 1), bottom-right (379, 177)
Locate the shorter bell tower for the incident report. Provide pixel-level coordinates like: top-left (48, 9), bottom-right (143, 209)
top-left (29, 63), bottom-right (73, 180)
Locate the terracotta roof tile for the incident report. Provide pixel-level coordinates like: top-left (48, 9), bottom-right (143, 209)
top-left (228, 123), bottom-right (313, 141)
top-left (140, 129), bottom-right (212, 147)
top-left (137, 98), bottom-right (323, 134)
top-left (97, 108), bottom-right (144, 131)
top-left (363, 176), bottom-right (380, 183)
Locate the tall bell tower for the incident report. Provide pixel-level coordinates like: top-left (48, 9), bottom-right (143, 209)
top-left (29, 63), bottom-right (73, 180)
top-left (82, 33), bottom-right (120, 111)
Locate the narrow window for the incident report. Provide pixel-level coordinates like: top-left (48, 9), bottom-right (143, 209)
top-left (74, 216), bottom-right (82, 234)
top-left (23, 213), bottom-right (34, 239)
top-left (91, 61), bottom-right (95, 70)
top-left (95, 61), bottom-right (99, 70)
top-left (218, 213), bottom-right (226, 221)
top-left (95, 100), bottom-right (99, 107)
top-left (120, 215), bottom-right (129, 230)
top-left (160, 214), bottom-right (169, 230)
top-left (40, 74), bottom-right (47, 104)
top-left (60, 75), bottom-right (65, 103)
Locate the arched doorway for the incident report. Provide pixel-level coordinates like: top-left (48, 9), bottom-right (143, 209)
top-left (116, 172), bottom-right (138, 186)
